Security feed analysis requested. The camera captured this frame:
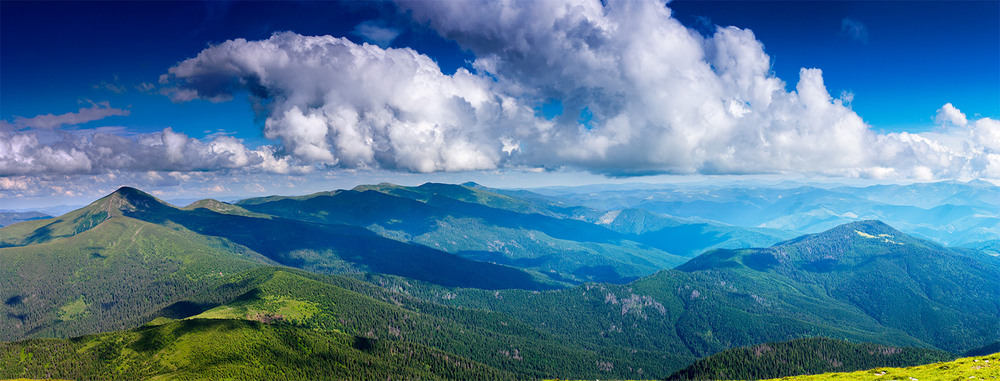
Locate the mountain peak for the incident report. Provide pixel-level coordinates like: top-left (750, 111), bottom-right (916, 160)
top-left (832, 219), bottom-right (898, 235)
top-left (183, 198), bottom-right (268, 217)
top-left (460, 181), bottom-right (483, 188)
top-left (966, 179), bottom-right (997, 187)
top-left (351, 183), bottom-right (400, 192)
top-left (94, 186), bottom-right (171, 215)
top-left (109, 186), bottom-right (146, 198)
top-left (777, 220), bottom-right (917, 248)
top-left (679, 220), bottom-right (936, 274)
top-left (770, 220), bottom-right (937, 264)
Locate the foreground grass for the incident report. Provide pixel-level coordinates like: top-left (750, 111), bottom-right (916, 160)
top-left (764, 353), bottom-right (1000, 380)
top-left (545, 354), bottom-right (1000, 381)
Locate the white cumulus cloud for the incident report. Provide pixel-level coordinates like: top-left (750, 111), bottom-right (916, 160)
top-left (152, 0), bottom-right (999, 181)
top-left (935, 103), bottom-right (968, 126)
top-left (164, 32), bottom-right (531, 173)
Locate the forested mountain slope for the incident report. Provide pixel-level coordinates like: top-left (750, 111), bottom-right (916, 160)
top-left (0, 187), bottom-right (551, 342)
top-left (165, 267), bottom-right (692, 378)
top-left (0, 189), bottom-right (265, 341)
top-left (237, 184), bottom-right (682, 283)
top-left (0, 318), bottom-right (517, 380)
top-left (237, 182), bottom-right (791, 283)
top-left (375, 221), bottom-right (1000, 362)
top-left (672, 220), bottom-right (1000, 353)
top-left (665, 337), bottom-right (955, 380)
top-left (1, 266), bottom-right (695, 380)
top-left (1, 186), bottom-right (996, 380)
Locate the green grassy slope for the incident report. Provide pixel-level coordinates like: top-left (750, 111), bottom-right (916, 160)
top-left (665, 337), bottom-right (955, 380)
top-left (181, 199), bottom-right (272, 218)
top-left (0, 318), bottom-right (517, 380)
top-left (0, 187), bottom-right (555, 343)
top-left (3, 187), bottom-right (553, 288)
top-left (356, 182), bottom-right (570, 218)
top-left (760, 353), bottom-right (1000, 381)
top-left (148, 266), bottom-right (689, 379)
top-left (0, 213), bottom-right (264, 341)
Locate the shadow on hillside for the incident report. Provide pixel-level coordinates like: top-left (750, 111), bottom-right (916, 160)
top-left (125, 208), bottom-right (556, 291)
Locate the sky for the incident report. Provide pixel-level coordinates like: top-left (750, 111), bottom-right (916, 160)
top-left (1, 0), bottom-right (998, 208)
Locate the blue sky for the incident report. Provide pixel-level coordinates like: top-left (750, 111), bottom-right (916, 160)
top-left (670, 1), bottom-right (999, 132)
top-left (1, 0), bottom-right (998, 207)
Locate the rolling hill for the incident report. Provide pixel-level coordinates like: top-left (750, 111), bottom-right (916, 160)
top-left (0, 187), bottom-right (552, 342)
top-left (236, 182), bottom-right (792, 283)
top-left (236, 184), bottom-right (683, 283)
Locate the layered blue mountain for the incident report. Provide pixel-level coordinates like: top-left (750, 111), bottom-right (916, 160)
top-left (0, 211), bottom-right (50, 228)
top-left (526, 180), bottom-right (1000, 246)
top-left (236, 182), bottom-right (793, 283)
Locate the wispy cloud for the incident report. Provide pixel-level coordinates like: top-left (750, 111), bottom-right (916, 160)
top-left (135, 82), bottom-right (157, 93)
top-left (352, 20), bottom-right (401, 48)
top-left (94, 82), bottom-right (127, 94)
top-left (841, 17), bottom-right (869, 44)
top-left (93, 74), bottom-right (128, 94)
top-left (11, 101), bottom-right (129, 130)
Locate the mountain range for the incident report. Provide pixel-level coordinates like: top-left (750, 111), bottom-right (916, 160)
top-left (0, 183), bottom-right (997, 379)
top-left (525, 180), bottom-right (1000, 247)
top-left (0, 211), bottom-right (49, 228)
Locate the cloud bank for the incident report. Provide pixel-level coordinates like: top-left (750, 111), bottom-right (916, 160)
top-left (156, 0), bottom-right (999, 180)
top-left (5, 0), bottom-right (998, 185)
top-left (0, 124), bottom-right (300, 176)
